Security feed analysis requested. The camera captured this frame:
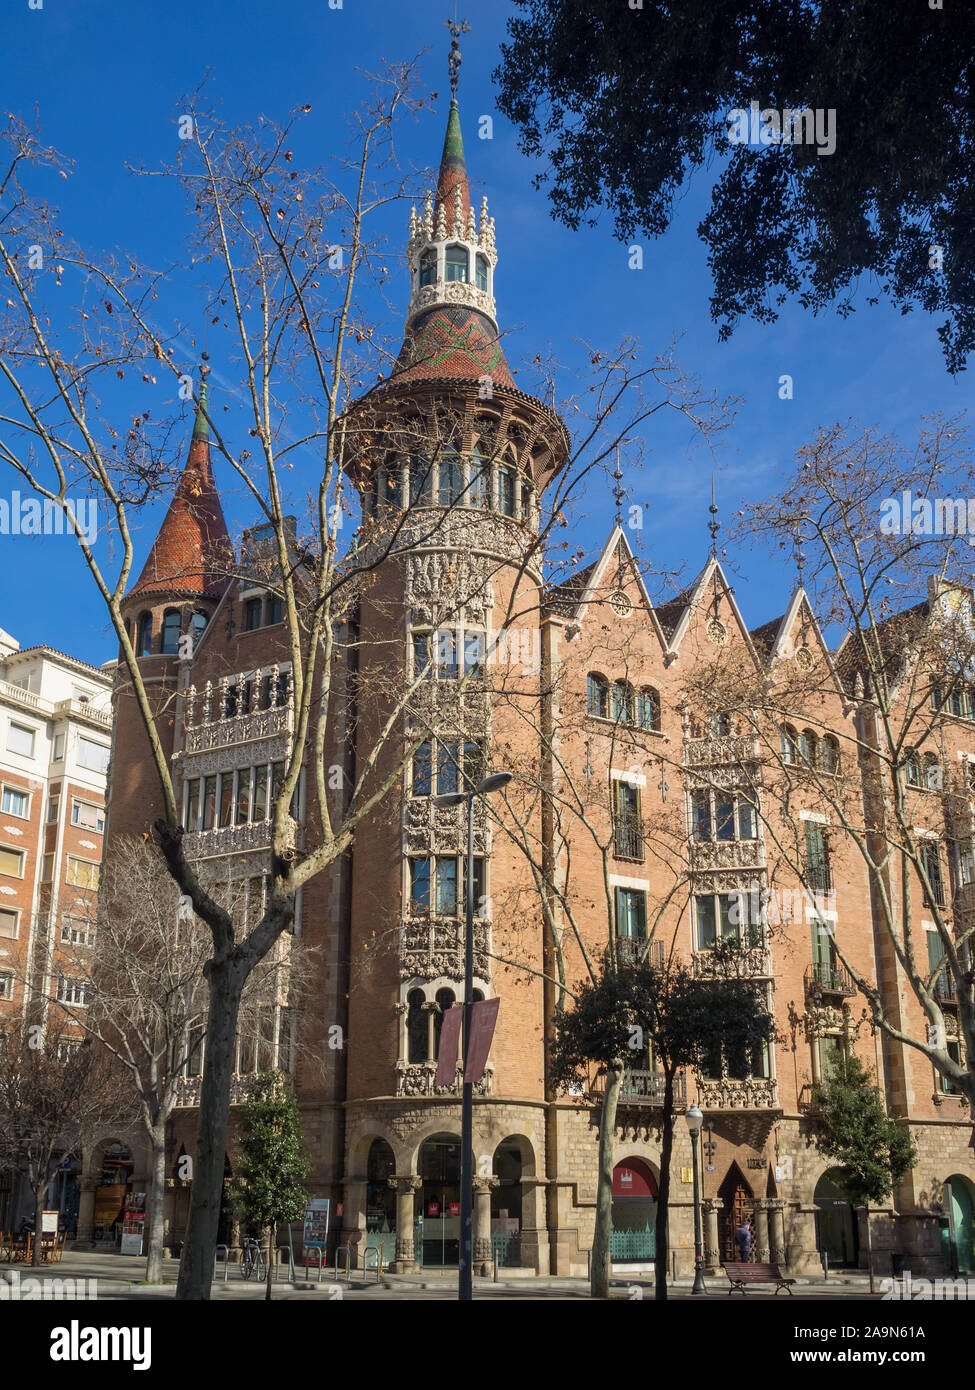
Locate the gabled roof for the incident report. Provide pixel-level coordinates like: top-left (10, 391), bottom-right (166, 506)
top-left (126, 384), bottom-right (233, 602)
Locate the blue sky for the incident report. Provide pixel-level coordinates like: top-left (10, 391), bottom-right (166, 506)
top-left (0, 0), bottom-right (970, 668)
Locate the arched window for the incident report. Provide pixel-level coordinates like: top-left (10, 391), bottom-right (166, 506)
top-left (190, 612), bottom-right (208, 652)
top-left (136, 612), bottom-right (153, 657)
top-left (160, 609), bottom-right (182, 655)
top-left (799, 729), bottom-right (818, 766)
top-left (475, 254), bottom-right (489, 291)
top-left (407, 989), bottom-right (427, 1063)
top-left (611, 682), bottom-right (635, 724)
top-left (498, 465), bottom-right (515, 517)
top-left (780, 725), bottom-right (798, 764)
top-left (434, 988), bottom-right (456, 1061)
top-left (381, 461), bottom-right (403, 509)
top-left (710, 713), bottom-right (731, 737)
top-left (445, 245), bottom-right (468, 283)
top-left (419, 249), bottom-right (437, 287)
top-left (638, 688), bottom-right (661, 731)
top-left (923, 754), bottom-right (943, 791)
top-left (587, 674), bottom-right (609, 719)
top-left (469, 445), bottom-right (490, 507)
top-left (410, 452), bottom-right (434, 505)
top-left (905, 750), bottom-right (922, 787)
top-left (820, 735), bottom-right (840, 773)
top-left (439, 446), bottom-right (462, 505)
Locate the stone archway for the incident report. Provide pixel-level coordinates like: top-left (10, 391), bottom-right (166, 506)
top-left (611, 1158), bottom-right (658, 1264)
top-left (364, 1139), bottom-right (396, 1268)
top-left (717, 1162), bottom-right (754, 1262)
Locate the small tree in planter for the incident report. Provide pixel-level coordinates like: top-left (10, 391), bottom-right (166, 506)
top-left (812, 1054), bottom-right (917, 1287)
top-left (233, 1070), bottom-right (309, 1300)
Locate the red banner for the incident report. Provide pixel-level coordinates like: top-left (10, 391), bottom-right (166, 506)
top-left (464, 997), bottom-right (500, 1084)
top-left (434, 1005), bottom-right (463, 1087)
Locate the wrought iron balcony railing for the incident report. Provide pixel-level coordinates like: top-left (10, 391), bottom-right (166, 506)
top-left (805, 961), bottom-right (856, 997)
top-left (613, 817), bottom-right (644, 862)
top-left (590, 1068), bottom-right (686, 1108)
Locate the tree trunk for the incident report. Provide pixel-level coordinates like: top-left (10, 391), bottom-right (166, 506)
top-left (175, 960), bottom-right (245, 1300)
top-left (591, 1061), bottom-right (622, 1299)
top-left (31, 1186), bottom-right (46, 1268)
top-left (266, 1222), bottom-right (275, 1301)
top-left (654, 1068), bottom-right (675, 1301)
top-left (144, 1129), bottom-right (167, 1284)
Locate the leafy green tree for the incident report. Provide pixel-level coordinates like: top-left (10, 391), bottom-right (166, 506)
top-left (495, 0), bottom-right (975, 372)
top-left (233, 1070), bottom-right (309, 1300)
top-left (552, 955), bottom-right (772, 1300)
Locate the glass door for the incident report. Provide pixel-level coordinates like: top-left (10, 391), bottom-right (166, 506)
top-left (418, 1135), bottom-right (461, 1268)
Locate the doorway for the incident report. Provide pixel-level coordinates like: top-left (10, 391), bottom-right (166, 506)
top-left (718, 1164), bottom-right (754, 1261)
top-left (814, 1170), bottom-right (859, 1269)
top-left (417, 1134), bottom-right (461, 1268)
top-left (945, 1175), bottom-right (975, 1273)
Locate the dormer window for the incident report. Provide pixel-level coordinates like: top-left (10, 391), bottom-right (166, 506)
top-left (445, 245), bottom-right (468, 283)
top-left (475, 254), bottom-right (489, 291)
top-left (419, 249), bottom-right (437, 287)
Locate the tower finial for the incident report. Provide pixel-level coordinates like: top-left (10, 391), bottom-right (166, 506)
top-left (793, 514), bottom-right (807, 589)
top-left (708, 473), bottom-right (720, 559)
top-left (193, 352), bottom-right (211, 441)
top-left (613, 447), bottom-right (625, 529)
top-left (445, 15), bottom-right (470, 99)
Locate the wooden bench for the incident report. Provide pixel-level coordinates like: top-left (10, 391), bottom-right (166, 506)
top-left (723, 1261), bottom-right (795, 1295)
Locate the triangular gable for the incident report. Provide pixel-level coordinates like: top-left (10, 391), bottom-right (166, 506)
top-left (665, 557), bottom-right (762, 669)
top-left (568, 526), bottom-right (669, 649)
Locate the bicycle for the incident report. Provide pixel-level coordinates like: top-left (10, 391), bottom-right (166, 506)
top-left (240, 1238), bottom-right (267, 1281)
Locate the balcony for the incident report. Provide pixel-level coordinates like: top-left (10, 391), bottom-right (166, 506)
top-left (684, 734), bottom-right (762, 768)
top-left (395, 1062), bottom-right (493, 1097)
top-left (53, 697), bottom-right (111, 729)
top-left (613, 817), bottom-right (644, 862)
top-left (400, 917), bottom-right (490, 982)
top-left (171, 1073), bottom-right (261, 1108)
top-left (696, 1076), bottom-right (780, 1111)
top-left (182, 701), bottom-right (293, 755)
top-left (0, 678), bottom-right (40, 712)
top-left (689, 839), bottom-right (765, 873)
top-left (615, 938), bottom-right (665, 970)
top-left (591, 1068), bottom-right (686, 1108)
top-left (182, 815), bottom-right (302, 862)
top-left (693, 945), bottom-right (773, 980)
top-left (932, 971), bottom-right (957, 1003)
top-left (804, 961), bottom-right (856, 997)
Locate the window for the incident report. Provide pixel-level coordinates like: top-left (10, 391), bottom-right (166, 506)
top-left (436, 742), bottom-right (459, 796)
top-left (462, 741), bottom-right (483, 790)
top-left (160, 609), bottom-right (182, 654)
top-left (463, 630), bottom-right (485, 679)
top-left (190, 612), bottom-right (208, 651)
top-left (407, 989), bottom-right (427, 1063)
top-left (695, 894), bottom-right (741, 949)
top-left (380, 463), bottom-right (403, 510)
top-left (202, 775), bottom-right (218, 831)
top-left (498, 466), bottom-right (515, 517)
top-left (941, 1040), bottom-right (963, 1096)
top-left (185, 778), bottom-right (201, 830)
top-left (780, 724), bottom-right (798, 764)
top-left (817, 1034), bottom-right (845, 1082)
top-left (587, 674), bottom-right (609, 718)
top-left (56, 977), bottom-right (87, 1007)
top-left (810, 918), bottom-right (841, 989)
top-left (0, 909), bottom-right (19, 939)
top-left (66, 857), bottom-right (100, 890)
top-left (471, 857), bottom-right (486, 915)
top-left (611, 682), bottom-right (635, 723)
top-left (469, 449), bottom-right (490, 508)
top-left (6, 723), bottom-right (35, 758)
top-left (252, 765), bottom-right (269, 822)
top-left (411, 454), bottom-right (434, 504)
top-left (71, 800), bottom-right (104, 833)
top-left (186, 1022), bottom-right (205, 1078)
top-left (799, 729), bottom-right (818, 765)
top-left (236, 769), bottom-right (252, 825)
top-left (412, 632), bottom-right (432, 679)
top-left (615, 887), bottom-right (647, 940)
top-left (53, 734), bottom-right (65, 762)
top-left (409, 859), bottom-right (431, 914)
top-left (804, 821), bottom-right (831, 894)
top-left (1, 786), bottom-right (29, 818)
top-left (40, 853), bottom-right (54, 882)
top-left (920, 841), bottom-right (945, 907)
top-left (692, 790), bottom-right (712, 842)
top-left (47, 795), bottom-right (59, 822)
top-left (435, 858), bottom-right (458, 916)
top-left (219, 772), bottom-right (235, 828)
top-left (419, 249), bottom-right (437, 287)
top-left (136, 612), bottom-right (153, 656)
top-left (243, 597), bottom-right (262, 631)
top-left (0, 846), bottom-right (25, 878)
top-left (475, 253), bottom-right (489, 291)
top-left (638, 688), bottom-right (660, 731)
top-left (439, 448), bottom-right (462, 505)
top-left (445, 245), bottom-right (468, 282)
top-left (923, 755), bottom-right (942, 791)
top-left (0, 973), bottom-right (12, 1000)
top-left (267, 594), bottom-right (284, 626)
top-left (61, 917), bottom-right (92, 946)
top-left (436, 629), bottom-right (458, 680)
top-left (77, 738), bottom-right (109, 774)
top-left (956, 838), bottom-right (975, 887)
top-left (434, 988), bottom-right (458, 1061)
top-left (613, 780), bottom-right (643, 860)
top-left (521, 481), bottom-right (533, 519)
top-left (412, 742), bottom-right (432, 797)
top-left (710, 712), bottom-right (731, 736)
top-left (715, 794), bottom-right (736, 841)
top-left (820, 736), bottom-right (840, 773)
top-left (905, 751), bottom-right (923, 787)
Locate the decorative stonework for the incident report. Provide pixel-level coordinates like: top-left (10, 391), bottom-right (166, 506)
top-left (796, 646), bottom-right (814, 670)
top-left (692, 947), bottom-right (773, 980)
top-left (179, 735), bottom-right (293, 782)
top-left (182, 815), bottom-right (301, 862)
top-left (400, 917), bottom-right (490, 982)
top-left (405, 550), bottom-right (496, 626)
top-left (707, 619), bottom-right (729, 645)
top-left (408, 279), bottom-right (496, 322)
top-left (171, 1073), bottom-right (260, 1108)
top-left (684, 734), bottom-right (762, 767)
top-left (404, 795), bottom-right (489, 856)
top-left (395, 1061), bottom-right (493, 1096)
top-left (696, 1077), bottom-right (780, 1111)
top-left (689, 840), bottom-right (766, 872)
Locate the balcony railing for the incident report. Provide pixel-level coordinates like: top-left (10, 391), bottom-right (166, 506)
top-left (0, 679), bottom-right (40, 711)
top-left (932, 971), bottom-right (957, 1002)
top-left (613, 817), bottom-right (644, 862)
top-left (591, 1069), bottom-right (686, 1108)
top-left (805, 961), bottom-right (856, 997)
top-left (684, 734), bottom-right (762, 767)
top-left (693, 945), bottom-right (772, 980)
top-left (395, 1062), bottom-right (493, 1097)
top-left (172, 1073), bottom-right (260, 1108)
top-left (182, 815), bottom-right (301, 861)
top-left (615, 938), bottom-right (665, 969)
top-left (696, 1076), bottom-right (780, 1111)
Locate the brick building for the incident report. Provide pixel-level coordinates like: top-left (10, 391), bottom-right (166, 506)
top-left (0, 627), bottom-right (112, 1230)
top-left (96, 86), bottom-right (975, 1280)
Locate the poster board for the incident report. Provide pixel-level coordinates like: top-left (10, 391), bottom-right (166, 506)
top-left (120, 1193), bottom-right (146, 1256)
top-left (302, 1198), bottom-right (330, 1265)
top-left (42, 1210), bottom-right (59, 1234)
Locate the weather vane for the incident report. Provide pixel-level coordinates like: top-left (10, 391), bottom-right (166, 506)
top-left (445, 15), bottom-right (470, 98)
top-left (613, 447), bottom-right (625, 529)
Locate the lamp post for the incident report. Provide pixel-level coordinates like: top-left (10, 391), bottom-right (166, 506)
top-left (432, 769), bottom-right (513, 1301)
top-left (685, 1101), bottom-right (707, 1294)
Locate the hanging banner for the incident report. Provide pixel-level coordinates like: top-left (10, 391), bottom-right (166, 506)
top-left (434, 1005), bottom-right (463, 1087)
top-left (464, 997), bottom-right (500, 1084)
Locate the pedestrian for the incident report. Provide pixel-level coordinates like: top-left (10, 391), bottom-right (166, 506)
top-left (734, 1218), bottom-right (752, 1262)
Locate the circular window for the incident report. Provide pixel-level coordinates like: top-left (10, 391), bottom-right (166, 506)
top-left (796, 646), bottom-right (814, 670)
top-left (707, 619), bottom-right (728, 645)
top-left (610, 590), bottom-right (632, 617)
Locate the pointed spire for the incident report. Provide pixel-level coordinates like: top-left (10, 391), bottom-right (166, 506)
top-left (435, 96), bottom-right (471, 228)
top-left (127, 361), bottom-right (232, 599)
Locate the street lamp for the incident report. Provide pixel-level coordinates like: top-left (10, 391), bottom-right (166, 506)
top-left (684, 1101), bottom-right (708, 1294)
top-left (432, 769), bottom-right (513, 1301)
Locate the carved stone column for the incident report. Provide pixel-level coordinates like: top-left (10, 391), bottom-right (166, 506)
top-left (473, 1177), bottom-right (498, 1275)
top-left (388, 1176), bottom-right (422, 1272)
top-left (75, 1175), bottom-right (97, 1246)
top-left (753, 1199), bottom-right (771, 1263)
top-left (768, 1199), bottom-right (787, 1266)
top-left (702, 1197), bottom-right (722, 1274)
top-left (394, 1002), bottom-right (408, 1065)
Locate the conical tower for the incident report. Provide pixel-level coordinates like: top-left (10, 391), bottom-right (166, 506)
top-left (110, 376), bottom-right (234, 840)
